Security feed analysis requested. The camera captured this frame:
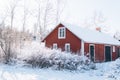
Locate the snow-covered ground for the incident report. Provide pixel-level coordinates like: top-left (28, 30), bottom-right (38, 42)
top-left (0, 64), bottom-right (102, 80)
top-left (0, 41), bottom-right (119, 80)
top-left (0, 60), bottom-right (120, 80)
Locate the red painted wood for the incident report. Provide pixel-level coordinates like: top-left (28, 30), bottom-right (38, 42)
top-left (43, 23), bottom-right (120, 62)
top-left (112, 46), bottom-right (118, 61)
top-left (84, 43), bottom-right (105, 62)
top-left (43, 24), bottom-right (81, 53)
top-left (94, 44), bottom-right (105, 62)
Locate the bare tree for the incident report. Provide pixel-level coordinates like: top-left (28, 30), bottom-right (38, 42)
top-left (0, 27), bottom-right (32, 63)
top-left (34, 0), bottom-right (54, 41)
top-left (93, 12), bottom-right (106, 29)
top-left (6, 0), bottom-right (19, 29)
top-left (33, 0), bottom-right (66, 41)
top-left (35, 0), bottom-right (42, 40)
top-left (43, 0), bottom-right (52, 33)
top-left (22, 0), bottom-right (29, 32)
top-left (0, 0), bottom-right (20, 63)
top-left (0, 16), bottom-right (7, 30)
top-left (114, 31), bottom-right (120, 41)
top-left (0, 28), bottom-right (14, 63)
top-left (83, 12), bottom-right (111, 33)
top-left (56, 0), bottom-right (66, 24)
top-left (18, 0), bottom-right (29, 53)
top-left (43, 0), bottom-right (65, 40)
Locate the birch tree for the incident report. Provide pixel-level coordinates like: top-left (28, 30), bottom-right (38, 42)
top-left (34, 0), bottom-right (54, 41)
top-left (35, 0), bottom-right (42, 40)
top-left (0, 0), bottom-right (20, 63)
top-left (7, 0), bottom-right (19, 29)
top-left (83, 12), bottom-right (112, 33)
top-left (56, 0), bottom-right (66, 24)
top-left (22, 0), bottom-right (29, 32)
top-left (33, 0), bottom-right (66, 42)
top-left (19, 0), bottom-right (29, 51)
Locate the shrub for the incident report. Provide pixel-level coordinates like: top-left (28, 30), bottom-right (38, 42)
top-left (24, 48), bottom-right (95, 70)
top-left (16, 41), bottom-right (96, 70)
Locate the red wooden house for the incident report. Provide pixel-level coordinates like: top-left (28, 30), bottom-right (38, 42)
top-left (42, 23), bottom-right (120, 62)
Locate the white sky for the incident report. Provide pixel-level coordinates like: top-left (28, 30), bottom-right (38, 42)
top-left (61, 0), bottom-right (120, 35)
top-left (0, 0), bottom-right (120, 35)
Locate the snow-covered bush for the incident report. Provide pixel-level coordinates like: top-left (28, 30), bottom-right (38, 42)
top-left (103, 58), bottom-right (120, 80)
top-left (0, 27), bottom-right (32, 64)
top-left (25, 51), bottom-right (92, 70)
top-left (16, 41), bottom-right (95, 70)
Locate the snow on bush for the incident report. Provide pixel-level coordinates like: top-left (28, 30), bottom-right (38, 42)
top-left (15, 41), bottom-right (95, 70)
top-left (103, 58), bottom-right (120, 80)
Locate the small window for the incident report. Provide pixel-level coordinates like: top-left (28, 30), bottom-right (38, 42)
top-left (65, 43), bottom-right (70, 52)
top-left (53, 43), bottom-right (57, 49)
top-left (113, 46), bottom-right (115, 52)
top-left (58, 27), bottom-right (66, 39)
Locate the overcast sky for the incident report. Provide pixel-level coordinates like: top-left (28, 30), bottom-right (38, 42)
top-left (0, 0), bottom-right (120, 35)
top-left (61, 0), bottom-right (120, 35)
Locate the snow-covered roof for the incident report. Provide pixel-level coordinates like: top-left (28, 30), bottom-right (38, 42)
top-left (62, 23), bottom-right (120, 46)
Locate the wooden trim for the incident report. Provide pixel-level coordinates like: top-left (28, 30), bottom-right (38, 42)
top-left (65, 43), bottom-right (70, 52)
top-left (53, 43), bottom-right (57, 49)
top-left (112, 46), bottom-right (115, 52)
top-left (58, 27), bottom-right (66, 39)
top-left (81, 40), bottom-right (84, 55)
top-left (42, 23), bottom-right (63, 42)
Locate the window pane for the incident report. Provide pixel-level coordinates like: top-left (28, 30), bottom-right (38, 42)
top-left (62, 28), bottom-right (65, 37)
top-left (65, 43), bottom-right (70, 52)
top-left (58, 27), bottom-right (66, 39)
top-left (60, 29), bottom-right (62, 37)
top-left (53, 43), bottom-right (57, 49)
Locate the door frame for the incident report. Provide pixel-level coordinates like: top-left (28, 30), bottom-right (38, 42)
top-left (104, 45), bottom-right (112, 61)
top-left (117, 47), bottom-right (120, 58)
top-left (89, 44), bottom-right (95, 62)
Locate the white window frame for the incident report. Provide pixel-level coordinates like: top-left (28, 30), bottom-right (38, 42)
top-left (53, 43), bottom-right (57, 49)
top-left (113, 46), bottom-right (115, 52)
top-left (58, 27), bottom-right (66, 39)
top-left (65, 43), bottom-right (70, 52)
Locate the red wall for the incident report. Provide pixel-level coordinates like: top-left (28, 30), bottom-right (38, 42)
top-left (84, 43), bottom-right (105, 62)
top-left (43, 24), bottom-right (81, 54)
top-left (84, 43), bottom-right (119, 62)
top-left (111, 46), bottom-right (118, 60)
top-left (43, 24), bottom-right (119, 62)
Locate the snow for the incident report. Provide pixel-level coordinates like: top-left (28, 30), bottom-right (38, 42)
top-left (16, 41), bottom-right (92, 70)
top-left (0, 41), bottom-right (120, 80)
top-left (0, 59), bottom-right (120, 80)
top-left (62, 23), bottom-right (120, 46)
top-left (0, 64), bottom-right (103, 80)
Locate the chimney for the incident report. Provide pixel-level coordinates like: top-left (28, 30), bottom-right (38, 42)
top-left (96, 27), bottom-right (101, 32)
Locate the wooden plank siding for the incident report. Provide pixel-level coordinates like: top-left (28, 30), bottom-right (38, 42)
top-left (44, 24), bottom-right (81, 54)
top-left (43, 23), bottom-right (120, 62)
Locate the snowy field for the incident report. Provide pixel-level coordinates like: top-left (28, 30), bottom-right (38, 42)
top-left (0, 64), bottom-right (103, 80)
top-left (0, 41), bottom-right (119, 80)
top-left (0, 60), bottom-right (120, 80)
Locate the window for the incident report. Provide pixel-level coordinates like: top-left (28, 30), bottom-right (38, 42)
top-left (65, 43), bottom-right (70, 52)
top-left (113, 46), bottom-right (115, 52)
top-left (53, 43), bottom-right (57, 49)
top-left (58, 27), bottom-right (66, 39)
